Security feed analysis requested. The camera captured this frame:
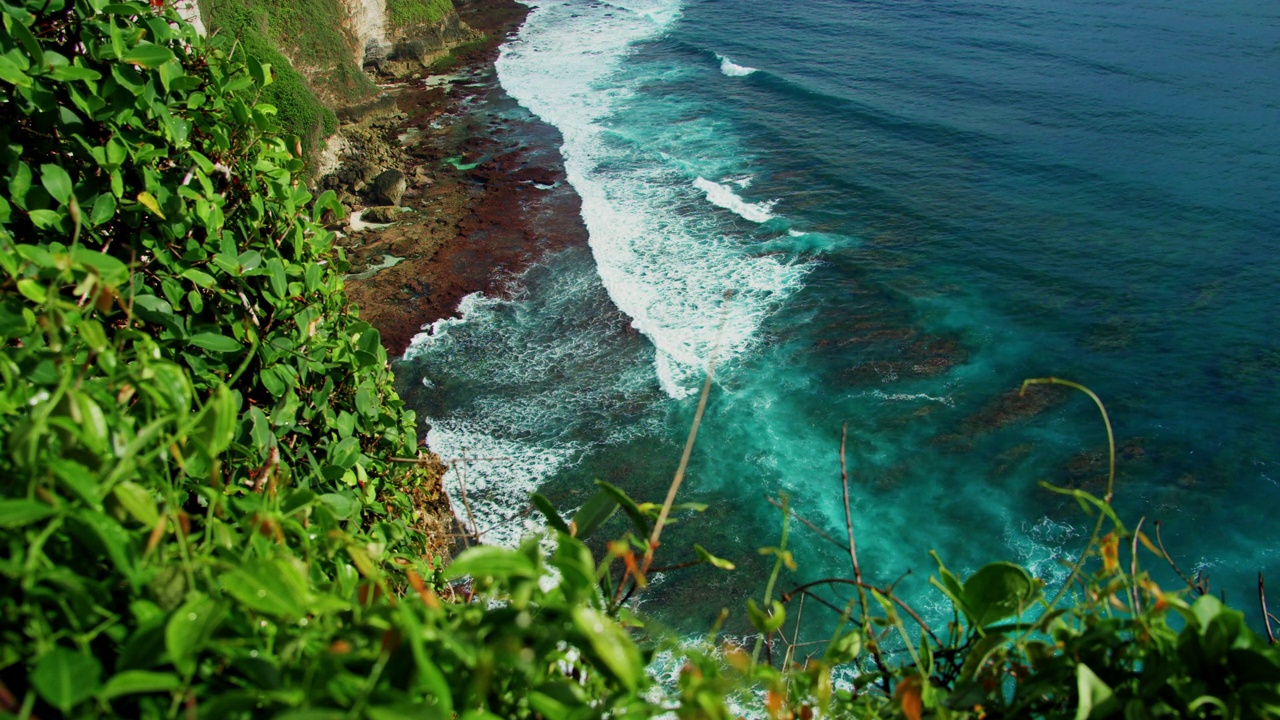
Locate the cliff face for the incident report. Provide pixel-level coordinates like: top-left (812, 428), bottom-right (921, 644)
top-left (340, 0), bottom-right (390, 67)
top-left (194, 1), bottom-right (473, 108)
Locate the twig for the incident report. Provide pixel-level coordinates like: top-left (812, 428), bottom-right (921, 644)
top-left (839, 424), bottom-right (890, 690)
top-left (1130, 517), bottom-right (1145, 613)
top-left (643, 294), bottom-right (732, 573)
top-left (782, 578), bottom-right (943, 650)
top-left (1261, 573), bottom-right (1276, 644)
top-left (1019, 378), bottom-right (1116, 612)
top-left (766, 496), bottom-right (846, 552)
top-left (450, 459), bottom-right (479, 547)
top-left (1155, 520), bottom-right (1202, 595)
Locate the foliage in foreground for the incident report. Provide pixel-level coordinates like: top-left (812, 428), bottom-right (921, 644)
top-left (2, 2), bottom-right (1280, 719)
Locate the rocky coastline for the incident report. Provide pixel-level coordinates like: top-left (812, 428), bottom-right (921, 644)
top-left (319, 0), bottom-right (589, 357)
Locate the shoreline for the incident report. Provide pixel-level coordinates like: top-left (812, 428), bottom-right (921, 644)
top-left (330, 0), bottom-right (589, 358)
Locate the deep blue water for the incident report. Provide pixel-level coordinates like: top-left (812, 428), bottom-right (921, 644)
top-left (396, 0), bottom-right (1280, 635)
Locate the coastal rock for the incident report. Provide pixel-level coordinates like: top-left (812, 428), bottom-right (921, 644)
top-left (361, 205), bottom-right (411, 224)
top-left (371, 169), bottom-right (407, 206)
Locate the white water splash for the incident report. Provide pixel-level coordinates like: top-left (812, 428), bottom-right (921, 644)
top-left (693, 177), bottom-right (778, 223)
top-left (716, 53), bottom-right (757, 77)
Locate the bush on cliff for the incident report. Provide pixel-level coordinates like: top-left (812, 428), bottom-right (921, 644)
top-left (3, 1), bottom-right (1280, 719)
top-left (386, 0), bottom-right (456, 30)
top-left (0, 1), bottom-right (653, 717)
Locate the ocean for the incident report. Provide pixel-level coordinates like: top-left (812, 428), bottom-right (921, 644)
top-left (396, 0), bottom-right (1280, 636)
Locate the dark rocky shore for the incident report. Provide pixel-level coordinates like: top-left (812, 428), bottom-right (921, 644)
top-left (320, 0), bottom-right (589, 357)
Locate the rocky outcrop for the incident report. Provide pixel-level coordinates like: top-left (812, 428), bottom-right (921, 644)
top-left (370, 170), bottom-right (408, 206)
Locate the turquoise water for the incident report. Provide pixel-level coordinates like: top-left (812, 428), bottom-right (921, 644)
top-left (396, 0), bottom-right (1280, 634)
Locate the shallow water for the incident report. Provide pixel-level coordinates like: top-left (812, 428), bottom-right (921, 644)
top-left (396, 0), bottom-right (1280, 635)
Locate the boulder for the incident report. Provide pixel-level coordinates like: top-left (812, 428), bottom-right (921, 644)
top-left (371, 169), bottom-right (407, 206)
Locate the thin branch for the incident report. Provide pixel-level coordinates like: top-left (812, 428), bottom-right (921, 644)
top-left (1261, 572), bottom-right (1276, 644)
top-left (1130, 516), bottom-right (1145, 613)
top-left (839, 424), bottom-right (890, 690)
top-left (643, 294), bottom-right (732, 573)
top-left (766, 495), bottom-right (846, 552)
top-left (782, 577), bottom-right (943, 650)
top-left (1155, 520), bottom-right (1202, 595)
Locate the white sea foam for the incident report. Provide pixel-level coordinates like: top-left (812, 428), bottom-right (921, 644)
top-left (497, 0), bottom-right (810, 399)
top-left (693, 177), bottom-right (778, 223)
top-left (716, 53), bottom-right (757, 77)
top-left (428, 421), bottom-right (580, 547)
top-left (787, 228), bottom-right (807, 237)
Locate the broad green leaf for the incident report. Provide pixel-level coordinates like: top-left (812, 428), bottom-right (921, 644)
top-left (31, 648), bottom-right (101, 713)
top-left (0, 499), bottom-right (55, 528)
top-left (962, 562), bottom-right (1041, 627)
top-left (220, 559), bottom-right (308, 619)
top-left (39, 163), bottom-right (73, 205)
top-left (120, 43), bottom-right (175, 68)
top-left (444, 545), bottom-right (537, 582)
top-left (165, 594), bottom-right (224, 675)
top-left (112, 481), bottom-right (160, 527)
top-left (319, 492), bottom-right (358, 519)
top-left (188, 333), bottom-right (242, 353)
top-left (136, 191), bottom-right (165, 219)
top-left (367, 704), bottom-right (447, 720)
top-left (98, 670), bottom-right (180, 700)
top-left (570, 490), bottom-right (617, 540)
top-left (88, 190), bottom-right (117, 224)
top-left (267, 256), bottom-right (287, 297)
top-left (17, 279), bottom-right (46, 304)
top-left (572, 607), bottom-right (644, 692)
top-left (0, 55), bottom-right (32, 88)
top-left (1075, 664), bottom-right (1117, 720)
top-left (72, 246), bottom-right (128, 285)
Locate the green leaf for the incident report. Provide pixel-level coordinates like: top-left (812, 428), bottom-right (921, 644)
top-left (165, 594), bottom-right (224, 676)
top-left (27, 209), bottom-right (63, 229)
top-left (572, 607), bottom-right (644, 692)
top-left (136, 191), bottom-right (165, 219)
top-left (1075, 664), bottom-right (1117, 720)
top-left (531, 493), bottom-right (570, 534)
top-left (595, 480), bottom-right (650, 536)
top-left (0, 499), bottom-right (55, 528)
top-left (962, 562), bottom-right (1041, 627)
top-left (9, 161), bottom-right (31, 208)
top-left (570, 490), bottom-right (618, 540)
top-left (444, 545), bottom-right (537, 582)
top-left (98, 670), bottom-right (181, 700)
top-left (319, 492), bottom-right (358, 519)
top-left (120, 43), bottom-right (175, 69)
top-left (0, 55), bottom-right (32, 88)
top-left (40, 163), bottom-right (73, 205)
top-left (367, 704), bottom-right (447, 720)
top-left (694, 544), bottom-right (735, 570)
top-left (747, 598), bottom-right (787, 633)
top-left (180, 268), bottom-right (215, 288)
top-left (267, 256), bottom-right (287, 297)
top-left (112, 482), bottom-right (160, 527)
top-left (17, 278), bottom-right (46, 304)
top-left (89, 192), bottom-right (117, 225)
top-left (31, 648), bottom-right (102, 713)
top-left (220, 559), bottom-right (309, 619)
top-left (188, 333), bottom-right (242, 353)
top-left (8, 18), bottom-right (43, 69)
top-left (50, 64), bottom-right (102, 82)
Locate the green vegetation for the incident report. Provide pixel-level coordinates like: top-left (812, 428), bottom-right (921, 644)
top-left (3, 2), bottom-right (1280, 719)
top-left (199, 0), bottom-right (380, 157)
top-left (386, 0), bottom-right (455, 30)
